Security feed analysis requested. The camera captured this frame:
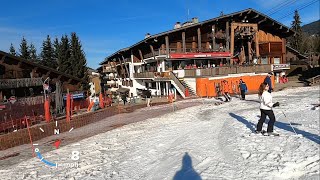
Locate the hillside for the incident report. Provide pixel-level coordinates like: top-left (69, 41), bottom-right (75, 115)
top-left (302, 20), bottom-right (320, 35)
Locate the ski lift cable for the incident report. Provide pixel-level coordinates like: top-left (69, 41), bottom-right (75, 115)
top-left (277, 0), bottom-right (319, 20)
top-left (266, 0), bottom-right (297, 16)
top-left (264, 0), bottom-right (295, 14)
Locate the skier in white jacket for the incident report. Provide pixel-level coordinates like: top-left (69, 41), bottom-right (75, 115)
top-left (255, 82), bottom-right (280, 136)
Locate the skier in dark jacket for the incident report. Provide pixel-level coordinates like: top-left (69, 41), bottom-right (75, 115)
top-left (239, 79), bottom-right (248, 100)
top-left (145, 88), bottom-right (152, 107)
top-left (121, 93), bottom-right (127, 105)
top-left (264, 72), bottom-right (273, 93)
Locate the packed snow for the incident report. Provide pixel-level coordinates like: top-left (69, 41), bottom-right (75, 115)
top-left (0, 86), bottom-right (319, 180)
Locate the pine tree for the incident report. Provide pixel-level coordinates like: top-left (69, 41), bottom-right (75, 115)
top-left (288, 10), bottom-right (303, 52)
top-left (41, 35), bottom-right (57, 69)
top-left (9, 43), bottom-right (16, 56)
top-left (53, 37), bottom-right (61, 69)
top-left (59, 35), bottom-right (72, 74)
top-left (29, 43), bottom-right (38, 62)
top-left (19, 37), bottom-right (31, 59)
top-left (69, 32), bottom-right (88, 80)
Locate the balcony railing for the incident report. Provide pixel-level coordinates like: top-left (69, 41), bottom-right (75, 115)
top-left (0, 77), bottom-right (43, 89)
top-left (182, 65), bottom-right (271, 77)
top-left (102, 64), bottom-right (117, 73)
top-left (133, 64), bottom-right (271, 79)
top-left (133, 72), bottom-right (155, 79)
top-left (143, 48), bottom-right (221, 59)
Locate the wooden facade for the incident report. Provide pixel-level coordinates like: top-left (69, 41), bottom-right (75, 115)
top-left (100, 8), bottom-right (294, 73)
top-left (98, 8), bottom-right (295, 99)
top-left (0, 51), bottom-right (86, 100)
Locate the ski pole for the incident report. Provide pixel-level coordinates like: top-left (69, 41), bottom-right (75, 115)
top-left (280, 110), bottom-right (298, 135)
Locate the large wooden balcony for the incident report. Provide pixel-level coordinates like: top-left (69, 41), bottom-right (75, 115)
top-left (133, 64), bottom-right (272, 79)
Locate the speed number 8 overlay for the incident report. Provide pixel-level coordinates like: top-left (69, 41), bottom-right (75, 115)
top-left (32, 120), bottom-right (80, 169)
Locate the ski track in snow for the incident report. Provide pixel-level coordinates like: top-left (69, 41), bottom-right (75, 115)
top-left (0, 86), bottom-right (319, 180)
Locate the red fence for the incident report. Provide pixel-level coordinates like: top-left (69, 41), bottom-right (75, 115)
top-left (0, 103), bottom-right (45, 134)
top-left (0, 101), bottom-right (169, 150)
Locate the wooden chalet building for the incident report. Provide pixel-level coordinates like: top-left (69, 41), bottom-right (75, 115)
top-left (99, 8), bottom-right (294, 98)
top-left (0, 50), bottom-right (86, 132)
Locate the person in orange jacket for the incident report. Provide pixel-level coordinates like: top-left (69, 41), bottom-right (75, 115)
top-left (222, 80), bottom-right (231, 102)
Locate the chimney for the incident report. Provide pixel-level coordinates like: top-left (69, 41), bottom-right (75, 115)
top-left (174, 22), bottom-right (181, 29)
top-left (145, 33), bottom-right (151, 39)
top-left (192, 17), bottom-right (199, 23)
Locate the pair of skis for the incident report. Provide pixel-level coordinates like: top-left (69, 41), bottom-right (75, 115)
top-left (255, 130), bottom-right (280, 136)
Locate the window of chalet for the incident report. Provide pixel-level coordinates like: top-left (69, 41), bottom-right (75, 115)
top-left (261, 57), bottom-right (269, 64)
top-left (165, 61), bottom-right (172, 71)
top-left (274, 57), bottom-right (280, 64)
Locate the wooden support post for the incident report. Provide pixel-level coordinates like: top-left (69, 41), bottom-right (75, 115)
top-left (177, 41), bottom-right (182, 52)
top-left (230, 23), bottom-right (235, 65)
top-left (138, 49), bottom-right (144, 61)
top-left (182, 31), bottom-right (186, 53)
top-left (197, 27), bottom-right (202, 51)
top-left (212, 25), bottom-right (216, 51)
top-left (226, 21), bottom-right (230, 50)
top-left (165, 36), bottom-right (169, 56)
top-left (150, 44), bottom-right (158, 71)
top-left (282, 38), bottom-right (286, 63)
top-left (161, 44), bottom-right (165, 54)
top-left (248, 41), bottom-right (252, 63)
top-left (150, 45), bottom-right (155, 59)
top-left (118, 57), bottom-right (126, 79)
top-left (192, 36), bottom-right (197, 51)
top-left (255, 29), bottom-right (259, 59)
top-left (121, 55), bottom-right (130, 78)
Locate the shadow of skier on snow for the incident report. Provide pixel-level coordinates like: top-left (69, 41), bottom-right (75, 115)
top-left (229, 113), bottom-right (256, 133)
top-left (257, 115), bottom-right (320, 144)
top-left (229, 113), bottom-right (320, 144)
top-left (173, 152), bottom-right (202, 180)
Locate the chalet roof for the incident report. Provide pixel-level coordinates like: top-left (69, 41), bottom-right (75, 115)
top-left (100, 8), bottom-right (295, 65)
top-left (286, 45), bottom-right (308, 59)
top-left (0, 50), bottom-right (86, 84)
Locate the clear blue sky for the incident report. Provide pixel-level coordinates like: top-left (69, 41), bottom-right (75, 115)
top-left (0, 0), bottom-right (319, 69)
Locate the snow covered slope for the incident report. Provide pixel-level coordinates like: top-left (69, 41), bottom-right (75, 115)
top-left (0, 87), bottom-right (319, 180)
